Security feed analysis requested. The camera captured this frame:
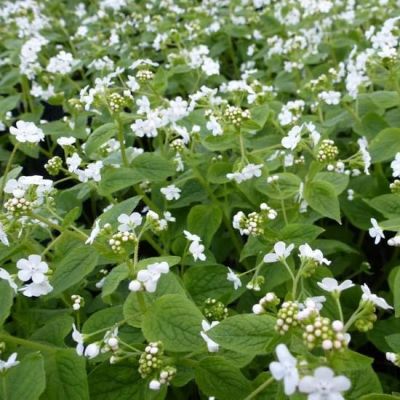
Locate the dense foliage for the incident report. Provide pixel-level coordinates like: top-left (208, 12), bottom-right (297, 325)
top-left (0, 0), bottom-right (400, 399)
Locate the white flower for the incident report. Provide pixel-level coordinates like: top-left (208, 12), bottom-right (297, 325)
top-left (10, 121), bottom-right (44, 143)
top-left (317, 278), bottom-right (354, 293)
top-left (85, 220), bottom-right (101, 245)
top-left (78, 161), bottom-right (103, 182)
top-left (16, 254), bottom-right (49, 284)
top-left (72, 323), bottom-right (84, 355)
top-left (298, 297), bottom-right (326, 320)
top-left (160, 184), bottom-right (181, 201)
top-left (263, 242), bottom-right (294, 263)
top-left (184, 230), bottom-right (206, 261)
top-left (47, 51), bottom-right (77, 74)
top-left (20, 280), bottom-right (53, 297)
top-left (200, 320), bottom-right (219, 352)
top-left (269, 344), bottom-right (299, 395)
top-left (183, 230), bottom-right (201, 242)
top-left (0, 268), bottom-right (18, 292)
top-left (0, 353), bottom-right (19, 372)
top-left (388, 235), bottom-right (400, 247)
top-left (126, 75), bottom-right (139, 92)
top-left (368, 218), bottom-right (385, 245)
top-left (318, 91), bottom-right (341, 105)
top-left (118, 212), bottom-right (142, 232)
top-left (357, 137), bottom-right (371, 175)
top-left (299, 366), bottom-right (351, 400)
top-left (149, 380), bottom-right (161, 391)
top-left (189, 240), bottom-right (206, 261)
top-left (281, 125), bottom-right (302, 150)
top-left (66, 153), bottom-right (82, 173)
top-left (84, 343), bottom-right (100, 359)
top-left (227, 268), bottom-right (241, 290)
top-left (57, 136), bottom-right (76, 146)
top-left (206, 116), bottom-right (222, 136)
top-left (391, 153), bottom-right (400, 178)
top-left (361, 284), bottom-right (393, 310)
top-left (0, 223), bottom-right (9, 246)
top-left (299, 244), bottom-right (331, 266)
top-left (129, 262), bottom-right (170, 293)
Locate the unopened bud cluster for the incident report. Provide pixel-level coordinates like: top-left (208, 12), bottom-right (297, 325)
top-left (149, 366), bottom-right (177, 391)
top-left (302, 317), bottom-right (347, 351)
top-left (354, 301), bottom-right (377, 332)
top-left (109, 231), bottom-right (137, 253)
top-left (108, 93), bottom-right (125, 113)
top-left (390, 179), bottom-right (400, 193)
top-left (233, 211), bottom-right (263, 236)
top-left (71, 294), bottom-right (84, 311)
top-left (139, 342), bottom-right (164, 378)
top-left (246, 275), bottom-right (264, 291)
top-left (4, 197), bottom-right (32, 216)
top-left (45, 156), bottom-right (62, 175)
top-left (137, 69), bottom-right (154, 82)
top-left (170, 138), bottom-right (186, 152)
top-left (275, 301), bottom-right (300, 334)
top-left (252, 292), bottom-right (279, 314)
top-left (146, 210), bottom-right (168, 232)
top-left (224, 105), bottom-right (250, 127)
top-left (203, 298), bottom-right (228, 321)
top-left (317, 139), bottom-right (339, 162)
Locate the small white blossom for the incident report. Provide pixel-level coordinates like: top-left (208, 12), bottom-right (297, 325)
top-left (129, 262), bottom-right (169, 293)
top-left (299, 367), bottom-right (351, 400)
top-left (16, 254), bottom-right (49, 284)
top-left (317, 278), bottom-right (354, 293)
top-left (0, 353), bottom-right (19, 372)
top-left (368, 218), bottom-right (385, 245)
top-left (160, 184), bottom-right (181, 201)
top-left (361, 284), bottom-right (393, 310)
top-left (227, 268), bottom-right (242, 290)
top-left (57, 136), bottom-right (76, 146)
top-left (299, 244), bottom-right (331, 266)
top-left (391, 153), bottom-right (400, 178)
top-left (263, 242), bottom-right (294, 263)
top-left (20, 280), bottom-right (53, 297)
top-left (0, 268), bottom-right (18, 292)
top-left (200, 320), bottom-right (219, 352)
top-left (117, 212), bottom-right (142, 232)
top-left (269, 344), bottom-right (299, 395)
top-left (10, 121), bottom-right (44, 143)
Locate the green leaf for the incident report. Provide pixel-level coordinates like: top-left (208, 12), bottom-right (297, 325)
top-left (0, 281), bottom-right (14, 326)
top-left (187, 204), bottom-right (222, 247)
top-left (0, 94), bottom-right (21, 115)
top-left (207, 314), bottom-right (277, 355)
top-left (141, 294), bottom-right (204, 352)
top-left (83, 306), bottom-right (123, 335)
top-left (98, 167), bottom-right (141, 195)
top-left (370, 128), bottom-right (400, 162)
top-left (304, 180), bottom-right (340, 222)
top-left (0, 352), bottom-right (46, 400)
top-left (131, 153), bottom-right (175, 182)
top-left (367, 194), bottom-right (400, 219)
top-left (314, 172), bottom-right (349, 195)
top-left (392, 267), bottom-right (400, 318)
top-left (30, 315), bottom-right (73, 346)
top-left (386, 333), bottom-right (400, 352)
top-left (278, 224), bottom-right (324, 244)
top-left (101, 264), bottom-right (129, 301)
top-left (256, 173), bottom-right (301, 200)
top-left (89, 362), bottom-right (166, 400)
top-left (184, 264), bottom-right (243, 304)
top-left (85, 123), bottom-right (117, 157)
top-left (41, 349), bottom-right (89, 400)
top-left (51, 245), bottom-right (99, 295)
top-left (194, 356), bottom-right (252, 400)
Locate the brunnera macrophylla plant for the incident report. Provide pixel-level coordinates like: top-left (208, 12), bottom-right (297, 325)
top-left (1, 1), bottom-right (400, 400)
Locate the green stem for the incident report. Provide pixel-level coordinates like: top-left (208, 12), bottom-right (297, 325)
top-left (0, 333), bottom-right (56, 352)
top-left (116, 117), bottom-right (129, 167)
top-left (334, 294), bottom-right (344, 322)
top-left (344, 303), bottom-right (364, 331)
top-left (0, 144), bottom-right (19, 203)
top-left (244, 377), bottom-right (274, 400)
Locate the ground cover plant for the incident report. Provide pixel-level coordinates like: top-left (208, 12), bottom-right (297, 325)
top-left (1, 0), bottom-right (400, 399)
